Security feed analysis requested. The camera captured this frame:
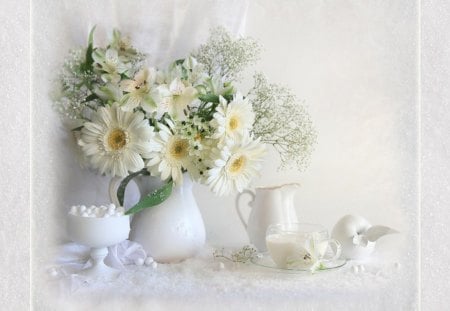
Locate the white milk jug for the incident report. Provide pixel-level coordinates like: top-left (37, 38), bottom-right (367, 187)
top-left (235, 183), bottom-right (300, 251)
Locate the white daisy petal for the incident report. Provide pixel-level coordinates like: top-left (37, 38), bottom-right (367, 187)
top-left (78, 104), bottom-right (153, 177)
top-left (206, 135), bottom-right (266, 196)
top-left (145, 122), bottom-right (193, 185)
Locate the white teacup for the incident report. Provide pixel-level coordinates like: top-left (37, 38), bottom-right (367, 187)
top-left (266, 223), bottom-right (341, 269)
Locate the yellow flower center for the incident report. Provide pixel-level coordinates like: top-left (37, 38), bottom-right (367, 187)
top-left (169, 138), bottom-right (189, 160)
top-left (229, 116), bottom-right (239, 131)
top-left (229, 155), bottom-right (246, 174)
top-left (107, 128), bottom-right (128, 151)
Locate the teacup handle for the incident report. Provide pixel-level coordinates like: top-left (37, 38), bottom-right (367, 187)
top-left (235, 190), bottom-right (255, 230)
top-left (325, 238), bottom-right (342, 261)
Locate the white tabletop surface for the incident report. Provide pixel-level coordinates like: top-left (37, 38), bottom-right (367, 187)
top-left (40, 245), bottom-right (416, 311)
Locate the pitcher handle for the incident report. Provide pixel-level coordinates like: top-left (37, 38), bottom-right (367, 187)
top-left (109, 177), bottom-right (123, 208)
top-left (235, 190), bottom-right (255, 230)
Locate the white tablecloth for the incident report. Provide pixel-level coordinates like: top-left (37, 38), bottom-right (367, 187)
top-left (45, 244), bottom-right (414, 311)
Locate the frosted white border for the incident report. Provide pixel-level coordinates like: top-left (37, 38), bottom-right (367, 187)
top-left (421, 0), bottom-right (450, 309)
top-left (0, 0), bottom-right (30, 310)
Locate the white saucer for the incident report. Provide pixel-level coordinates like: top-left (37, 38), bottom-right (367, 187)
top-left (251, 253), bottom-right (346, 273)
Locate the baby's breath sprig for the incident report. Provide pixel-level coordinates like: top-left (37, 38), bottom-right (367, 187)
top-left (248, 73), bottom-right (317, 171)
top-left (213, 245), bottom-right (258, 263)
top-left (193, 27), bottom-right (260, 81)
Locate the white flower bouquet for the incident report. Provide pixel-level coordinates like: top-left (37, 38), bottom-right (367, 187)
top-left (54, 27), bottom-right (316, 214)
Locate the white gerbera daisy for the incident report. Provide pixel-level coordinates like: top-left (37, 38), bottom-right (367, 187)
top-left (78, 104), bottom-right (154, 177)
top-left (206, 135), bottom-right (266, 196)
top-left (212, 93), bottom-right (255, 140)
top-left (146, 121), bottom-right (192, 185)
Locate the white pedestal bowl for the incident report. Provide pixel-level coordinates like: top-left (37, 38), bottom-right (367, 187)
top-left (67, 214), bottom-right (130, 280)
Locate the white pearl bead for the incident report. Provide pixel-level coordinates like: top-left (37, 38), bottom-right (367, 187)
top-left (134, 258), bottom-right (144, 266)
top-left (145, 257), bottom-right (154, 266)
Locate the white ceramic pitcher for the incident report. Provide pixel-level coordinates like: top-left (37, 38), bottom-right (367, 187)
top-left (235, 183), bottom-right (300, 251)
top-left (109, 174), bottom-right (205, 263)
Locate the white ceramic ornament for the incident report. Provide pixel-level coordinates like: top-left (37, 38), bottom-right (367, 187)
top-left (331, 215), bottom-right (398, 260)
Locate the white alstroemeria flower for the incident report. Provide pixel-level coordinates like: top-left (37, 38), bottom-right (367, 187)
top-left (206, 135), bottom-right (266, 196)
top-left (285, 236), bottom-right (330, 273)
top-left (120, 68), bottom-right (159, 113)
top-left (78, 104), bottom-right (154, 177)
top-left (205, 75), bottom-right (234, 96)
top-left (183, 56), bottom-right (208, 85)
top-left (157, 78), bottom-right (198, 119)
top-left (212, 93), bottom-right (255, 141)
top-left (94, 83), bottom-right (123, 103)
top-left (92, 48), bottom-right (130, 83)
top-left (110, 29), bottom-right (137, 58)
top-left (146, 120), bottom-right (193, 185)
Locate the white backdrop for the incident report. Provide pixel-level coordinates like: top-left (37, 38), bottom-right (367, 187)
top-left (31, 0), bottom-right (418, 308)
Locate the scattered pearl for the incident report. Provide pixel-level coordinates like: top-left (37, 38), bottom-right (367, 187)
top-left (218, 262), bottom-right (225, 270)
top-left (69, 206), bottom-right (77, 214)
top-left (352, 266), bottom-right (359, 274)
top-left (359, 265), bottom-right (365, 272)
top-left (134, 258), bottom-right (144, 266)
top-left (79, 205), bottom-right (86, 212)
top-left (108, 203), bottom-right (116, 209)
top-left (81, 212), bottom-right (89, 217)
top-left (145, 257), bottom-right (154, 266)
top-left (48, 267), bottom-right (59, 278)
top-left (151, 262), bottom-right (158, 269)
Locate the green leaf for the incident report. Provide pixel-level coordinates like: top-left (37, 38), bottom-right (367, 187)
top-left (81, 26), bottom-right (96, 73)
top-left (88, 25), bottom-right (96, 45)
top-left (82, 93), bottom-right (99, 103)
top-left (198, 93), bottom-right (233, 103)
top-left (174, 59), bottom-right (185, 66)
top-left (223, 94), bottom-right (234, 101)
top-left (198, 94), bottom-right (219, 103)
top-left (117, 169), bottom-right (149, 206)
top-left (71, 126), bottom-right (84, 132)
top-left (125, 180), bottom-right (173, 215)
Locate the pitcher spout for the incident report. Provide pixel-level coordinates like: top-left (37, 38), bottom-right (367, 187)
top-left (279, 183), bottom-right (300, 198)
